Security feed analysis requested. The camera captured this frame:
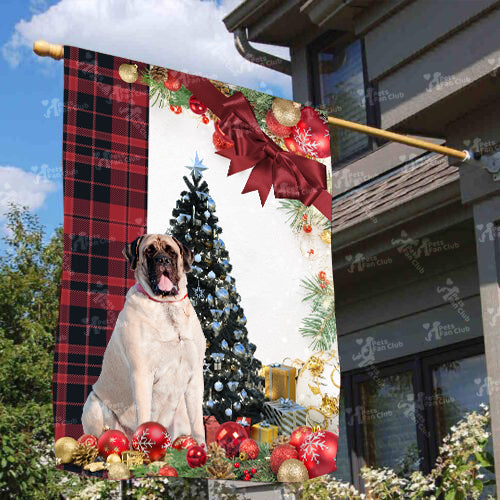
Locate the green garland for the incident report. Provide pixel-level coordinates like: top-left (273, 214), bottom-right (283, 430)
top-left (130, 444), bottom-right (277, 482)
top-left (140, 69), bottom-right (192, 109)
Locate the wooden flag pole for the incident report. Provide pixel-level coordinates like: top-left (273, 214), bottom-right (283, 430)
top-left (32, 39), bottom-right (471, 162)
top-left (327, 116), bottom-right (469, 161)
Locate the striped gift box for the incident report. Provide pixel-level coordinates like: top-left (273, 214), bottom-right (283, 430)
top-left (263, 398), bottom-right (307, 435)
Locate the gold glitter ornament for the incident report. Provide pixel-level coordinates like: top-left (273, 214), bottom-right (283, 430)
top-left (119, 63), bottom-right (138, 84)
top-left (106, 453), bottom-right (122, 465)
top-left (320, 229), bottom-right (331, 245)
top-left (320, 394), bottom-right (339, 418)
top-left (277, 458), bottom-right (309, 482)
top-left (84, 461), bottom-right (106, 472)
top-left (272, 98), bottom-right (301, 127)
top-left (108, 462), bottom-right (130, 480)
top-left (55, 436), bottom-right (78, 464)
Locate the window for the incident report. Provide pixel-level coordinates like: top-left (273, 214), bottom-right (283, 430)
top-left (310, 33), bottom-right (380, 165)
top-left (334, 340), bottom-right (489, 490)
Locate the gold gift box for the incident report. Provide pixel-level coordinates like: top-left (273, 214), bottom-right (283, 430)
top-left (250, 421), bottom-right (279, 444)
top-left (263, 364), bottom-right (296, 400)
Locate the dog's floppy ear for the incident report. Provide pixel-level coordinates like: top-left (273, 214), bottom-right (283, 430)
top-left (122, 235), bottom-right (145, 271)
top-left (172, 236), bottom-right (195, 272)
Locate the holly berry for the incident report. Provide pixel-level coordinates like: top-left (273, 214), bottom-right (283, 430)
top-left (303, 224), bottom-right (312, 233)
top-left (243, 469), bottom-right (249, 475)
top-left (170, 105), bottom-right (182, 114)
top-left (244, 476), bottom-right (250, 481)
top-left (302, 214), bottom-right (308, 221)
top-left (320, 283), bottom-right (326, 289)
top-left (202, 115), bottom-right (209, 124)
top-left (234, 462), bottom-right (240, 468)
top-left (325, 279), bottom-right (330, 285)
top-left (318, 271), bottom-right (327, 281)
top-left (251, 468), bottom-right (257, 474)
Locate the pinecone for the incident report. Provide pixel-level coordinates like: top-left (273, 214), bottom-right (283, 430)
top-left (209, 79), bottom-right (232, 97)
top-left (150, 65), bottom-right (168, 83)
top-left (72, 444), bottom-right (99, 467)
top-left (270, 435), bottom-right (290, 452)
top-left (206, 459), bottom-right (236, 480)
top-left (207, 442), bottom-right (226, 460)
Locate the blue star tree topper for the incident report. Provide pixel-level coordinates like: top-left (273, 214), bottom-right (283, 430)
top-left (185, 152), bottom-right (208, 180)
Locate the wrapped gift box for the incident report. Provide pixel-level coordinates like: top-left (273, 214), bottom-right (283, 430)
top-left (263, 364), bottom-right (296, 400)
top-left (250, 420), bottom-right (278, 444)
top-left (236, 416), bottom-right (252, 437)
top-left (263, 398), bottom-right (307, 436)
top-left (204, 415), bottom-right (220, 444)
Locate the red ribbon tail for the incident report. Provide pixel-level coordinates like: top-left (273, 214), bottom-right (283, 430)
top-left (242, 163), bottom-right (273, 206)
top-left (312, 189), bottom-right (333, 221)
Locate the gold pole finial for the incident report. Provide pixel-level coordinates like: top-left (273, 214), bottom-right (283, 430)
top-left (33, 40), bottom-right (64, 60)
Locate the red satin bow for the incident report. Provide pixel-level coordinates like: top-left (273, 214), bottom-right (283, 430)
top-left (169, 72), bottom-right (332, 220)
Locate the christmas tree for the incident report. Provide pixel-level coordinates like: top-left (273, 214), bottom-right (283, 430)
top-left (168, 153), bottom-right (265, 423)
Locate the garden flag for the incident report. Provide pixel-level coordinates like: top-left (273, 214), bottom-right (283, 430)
top-left (54, 46), bottom-right (339, 481)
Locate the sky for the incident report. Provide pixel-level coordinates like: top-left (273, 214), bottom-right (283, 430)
top-left (0, 0), bottom-right (291, 247)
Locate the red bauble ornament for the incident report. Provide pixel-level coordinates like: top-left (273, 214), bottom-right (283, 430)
top-left (303, 224), bottom-right (312, 233)
top-left (284, 136), bottom-right (304, 156)
top-left (291, 107), bottom-right (330, 158)
top-left (215, 422), bottom-right (247, 458)
top-left (158, 465), bottom-right (178, 477)
top-left (270, 444), bottom-right (299, 474)
top-left (164, 73), bottom-right (181, 91)
top-left (289, 425), bottom-right (313, 451)
top-left (132, 421), bottom-right (171, 462)
top-left (77, 434), bottom-right (98, 448)
top-left (265, 109), bottom-right (292, 138)
top-left (299, 430), bottom-right (338, 478)
top-left (186, 444), bottom-right (208, 468)
top-left (172, 435), bottom-right (198, 451)
top-left (202, 115), bottom-right (209, 124)
top-left (318, 271), bottom-right (327, 282)
top-left (213, 121), bottom-right (234, 151)
top-left (189, 95), bottom-right (207, 115)
top-left (239, 438), bottom-right (259, 460)
top-left (97, 429), bottom-right (129, 459)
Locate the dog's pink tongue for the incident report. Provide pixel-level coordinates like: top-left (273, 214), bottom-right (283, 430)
top-left (158, 274), bottom-right (174, 292)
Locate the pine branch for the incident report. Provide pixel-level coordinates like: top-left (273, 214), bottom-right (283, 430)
top-left (140, 68), bottom-right (192, 109)
top-left (278, 199), bottom-right (330, 232)
top-left (299, 304), bottom-right (336, 351)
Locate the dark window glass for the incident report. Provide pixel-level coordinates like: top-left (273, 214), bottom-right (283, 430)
top-left (431, 354), bottom-right (488, 442)
top-left (317, 39), bottom-right (370, 162)
top-left (332, 394), bottom-right (351, 482)
top-left (359, 371), bottom-right (420, 474)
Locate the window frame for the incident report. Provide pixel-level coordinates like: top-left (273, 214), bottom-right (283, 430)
top-left (308, 31), bottom-right (383, 168)
top-left (338, 337), bottom-right (486, 491)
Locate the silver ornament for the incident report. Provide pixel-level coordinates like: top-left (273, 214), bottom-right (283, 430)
top-left (211, 321), bottom-right (221, 336)
top-left (215, 288), bottom-right (229, 302)
top-left (214, 381), bottom-right (223, 392)
top-left (225, 408), bottom-right (233, 417)
top-left (233, 343), bottom-right (245, 356)
top-left (233, 330), bottom-right (243, 340)
top-left (208, 271), bottom-right (216, 279)
top-left (194, 254), bottom-right (202, 262)
top-left (202, 224), bottom-right (212, 235)
top-left (221, 340), bottom-right (229, 350)
top-left (227, 381), bottom-right (238, 391)
top-left (234, 402), bottom-right (241, 411)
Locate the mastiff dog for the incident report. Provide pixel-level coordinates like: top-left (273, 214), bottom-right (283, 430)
top-left (81, 234), bottom-right (206, 444)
